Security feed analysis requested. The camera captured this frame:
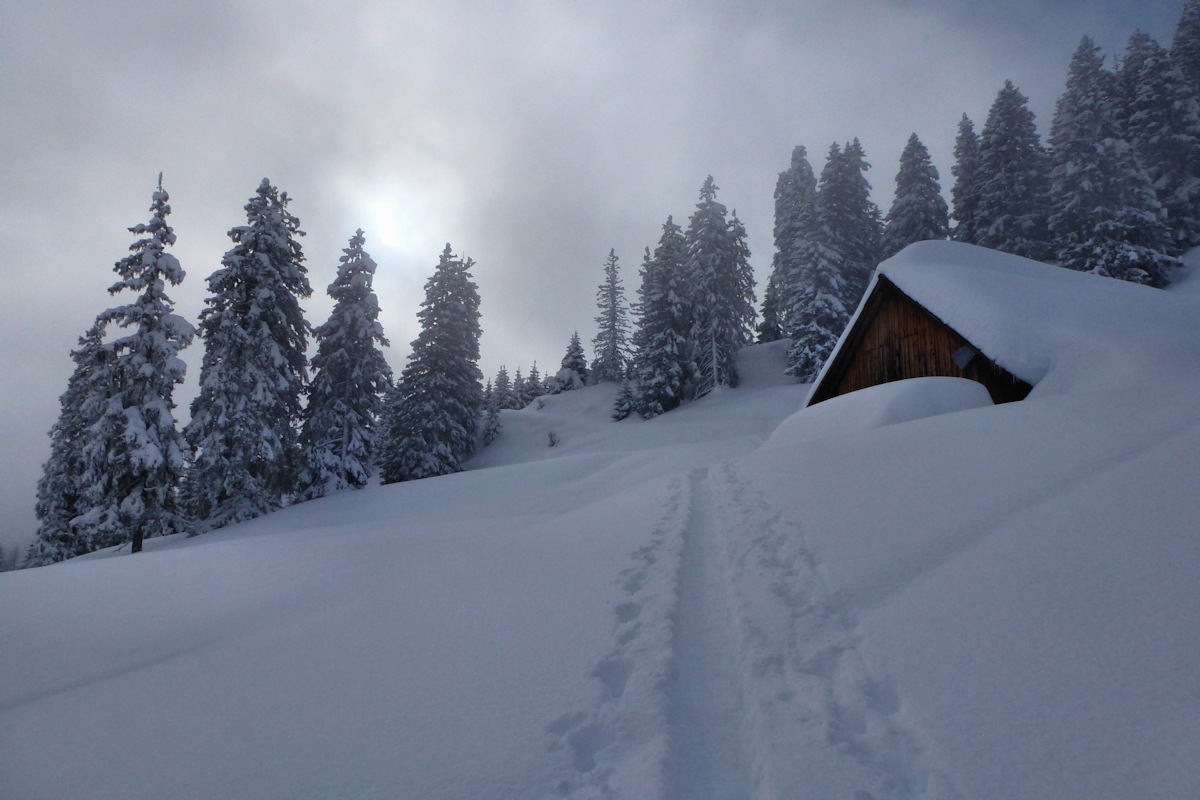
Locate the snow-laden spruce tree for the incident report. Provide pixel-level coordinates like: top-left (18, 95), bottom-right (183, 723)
top-left (481, 384), bottom-right (502, 445)
top-left (1120, 30), bottom-right (1200, 253)
top-left (70, 176), bottom-right (194, 554)
top-left (819, 141), bottom-right (882, 313)
top-left (881, 133), bottom-right (949, 260)
top-left (512, 368), bottom-right (527, 409)
top-left (786, 145), bottom-right (856, 381)
top-left (682, 177), bottom-right (756, 396)
top-left (523, 362), bottom-right (545, 406)
top-left (297, 229), bottom-right (392, 500)
top-left (26, 322), bottom-right (114, 566)
top-left (1049, 37), bottom-right (1178, 287)
top-left (951, 114), bottom-right (982, 244)
top-left (785, 142), bottom-right (879, 380)
top-left (591, 249), bottom-right (631, 382)
top-left (185, 178), bottom-right (311, 530)
top-left (552, 331), bottom-right (589, 392)
top-left (611, 379), bottom-right (636, 421)
top-left (493, 366), bottom-right (517, 409)
top-left (1173, 0), bottom-right (1200, 94)
top-left (632, 219), bottom-right (690, 417)
top-left (974, 81), bottom-right (1053, 262)
top-left (785, 237), bottom-right (847, 382)
top-left (760, 145), bottom-right (818, 343)
top-left (380, 244), bottom-right (482, 483)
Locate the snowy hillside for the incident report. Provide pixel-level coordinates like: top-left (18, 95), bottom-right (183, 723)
top-left (3, 247), bottom-right (1199, 800)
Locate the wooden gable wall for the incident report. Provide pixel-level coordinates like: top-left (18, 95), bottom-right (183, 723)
top-left (808, 276), bottom-right (1032, 406)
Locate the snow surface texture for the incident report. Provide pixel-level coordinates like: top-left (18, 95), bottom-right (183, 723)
top-left (3, 246), bottom-right (1199, 799)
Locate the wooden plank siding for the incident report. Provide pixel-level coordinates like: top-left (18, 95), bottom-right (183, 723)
top-left (808, 276), bottom-right (1032, 406)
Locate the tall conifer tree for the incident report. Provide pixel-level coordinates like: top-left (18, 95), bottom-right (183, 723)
top-left (1172, 0), bottom-right (1200, 94)
top-left (974, 81), bottom-right (1053, 261)
top-left (297, 229), bottom-right (392, 500)
top-left (26, 322), bottom-right (114, 566)
top-left (786, 144), bottom-right (856, 381)
top-left (380, 244), bottom-right (482, 483)
top-left (881, 133), bottom-right (949, 260)
top-left (820, 140), bottom-right (881, 312)
top-left (1121, 30), bottom-right (1200, 252)
top-left (591, 249), bottom-right (631, 382)
top-left (632, 220), bottom-right (689, 417)
top-left (951, 114), bottom-right (982, 244)
top-left (760, 146), bottom-right (818, 343)
top-left (682, 177), bottom-right (756, 396)
top-left (75, 176), bottom-right (194, 553)
top-left (481, 386), bottom-right (502, 445)
top-left (512, 368), bottom-right (527, 409)
top-left (185, 178), bottom-right (311, 530)
top-left (1049, 37), bottom-right (1178, 286)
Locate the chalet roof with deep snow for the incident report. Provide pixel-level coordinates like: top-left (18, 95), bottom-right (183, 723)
top-left (807, 240), bottom-right (1200, 403)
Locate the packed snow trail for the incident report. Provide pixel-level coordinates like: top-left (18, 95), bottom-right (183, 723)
top-left (543, 474), bottom-right (690, 799)
top-left (708, 461), bottom-right (961, 800)
top-left (543, 459), bottom-right (964, 799)
top-left (664, 467), bottom-right (756, 799)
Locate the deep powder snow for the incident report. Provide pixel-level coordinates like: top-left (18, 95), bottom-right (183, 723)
top-left (2, 245), bottom-right (1198, 800)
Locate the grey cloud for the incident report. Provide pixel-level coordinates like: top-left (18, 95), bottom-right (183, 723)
top-left (0, 0), bottom-right (1182, 555)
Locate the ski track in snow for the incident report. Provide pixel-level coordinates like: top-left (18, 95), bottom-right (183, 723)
top-left (710, 461), bottom-right (962, 800)
top-left (543, 474), bottom-right (690, 799)
top-left (664, 466), bottom-right (756, 799)
top-left (544, 462), bottom-right (964, 799)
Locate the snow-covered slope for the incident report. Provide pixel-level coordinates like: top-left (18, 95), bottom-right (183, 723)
top-left (2, 250), bottom-right (1198, 800)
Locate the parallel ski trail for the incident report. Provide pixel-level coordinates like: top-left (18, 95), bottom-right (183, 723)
top-left (543, 461), bottom-right (961, 800)
top-left (665, 467), bottom-right (755, 800)
top-left (543, 474), bottom-right (690, 800)
top-left (711, 461), bottom-right (962, 800)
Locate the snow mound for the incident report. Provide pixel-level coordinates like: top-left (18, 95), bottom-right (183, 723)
top-left (768, 376), bottom-right (992, 447)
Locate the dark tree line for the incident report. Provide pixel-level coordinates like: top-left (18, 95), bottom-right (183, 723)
top-left (763, 3), bottom-right (1200, 384)
top-left (619, 176), bottom-right (756, 418)
top-left (950, 19), bottom-right (1200, 283)
top-left (27, 178), bottom-right (399, 565)
top-left (490, 180), bottom-right (756, 424)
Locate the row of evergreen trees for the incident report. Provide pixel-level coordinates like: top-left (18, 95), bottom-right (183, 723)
top-left (25, 5), bottom-right (1200, 566)
top-left (760, 11), bottom-right (1200, 382)
top-left (498, 5), bottom-right (1200, 422)
top-left (491, 9), bottom-right (1200, 418)
top-left (627, 177), bottom-right (756, 417)
top-left (26, 179), bottom-right (417, 566)
top-left (952, 30), bottom-right (1199, 282)
top-left (482, 175), bottom-right (757, 426)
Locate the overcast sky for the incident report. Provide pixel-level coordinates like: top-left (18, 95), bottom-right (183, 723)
top-left (0, 0), bottom-right (1185, 555)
